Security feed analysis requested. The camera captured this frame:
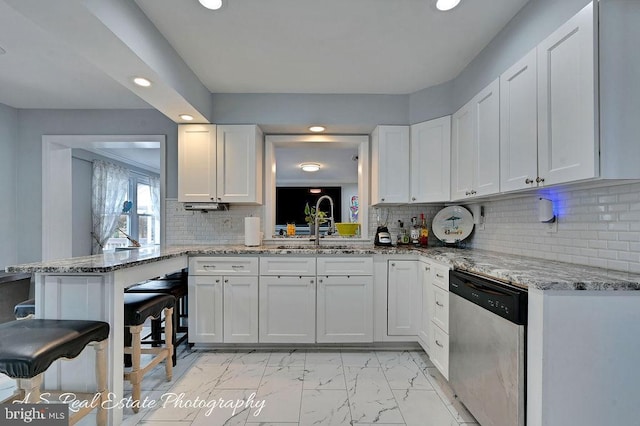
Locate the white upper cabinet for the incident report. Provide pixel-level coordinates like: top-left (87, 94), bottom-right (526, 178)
top-left (178, 124), bottom-right (263, 204)
top-left (451, 78), bottom-right (500, 200)
top-left (178, 124), bottom-right (217, 202)
top-left (216, 125), bottom-right (264, 204)
top-left (537, 2), bottom-right (597, 186)
top-left (371, 125), bottom-right (410, 205)
top-left (410, 116), bottom-right (451, 203)
top-left (500, 48), bottom-right (538, 192)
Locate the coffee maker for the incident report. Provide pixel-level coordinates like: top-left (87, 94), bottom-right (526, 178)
top-left (374, 226), bottom-right (393, 246)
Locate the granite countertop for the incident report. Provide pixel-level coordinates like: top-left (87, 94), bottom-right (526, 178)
top-left (6, 244), bottom-right (640, 291)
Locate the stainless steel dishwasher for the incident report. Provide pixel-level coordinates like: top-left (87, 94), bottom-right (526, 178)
top-left (449, 270), bottom-right (527, 426)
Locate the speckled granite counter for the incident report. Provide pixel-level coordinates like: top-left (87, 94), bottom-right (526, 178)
top-left (6, 244), bottom-right (640, 291)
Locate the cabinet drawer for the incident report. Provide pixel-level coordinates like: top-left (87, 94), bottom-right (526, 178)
top-left (190, 257), bottom-right (258, 275)
top-left (431, 284), bottom-right (449, 333)
top-left (432, 265), bottom-right (450, 291)
top-left (430, 323), bottom-right (449, 380)
top-left (259, 257), bottom-right (316, 276)
top-left (317, 257), bottom-right (373, 276)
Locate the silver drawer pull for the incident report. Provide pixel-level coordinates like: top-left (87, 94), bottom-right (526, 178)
top-left (425, 267), bottom-right (431, 271)
top-left (435, 340), bottom-right (444, 348)
top-left (203, 265), bottom-right (216, 269)
top-left (231, 265), bottom-right (245, 269)
top-left (436, 301), bottom-right (444, 307)
top-left (436, 273), bottom-right (444, 278)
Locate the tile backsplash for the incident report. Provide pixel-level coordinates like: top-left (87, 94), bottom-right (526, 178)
top-left (166, 180), bottom-right (640, 273)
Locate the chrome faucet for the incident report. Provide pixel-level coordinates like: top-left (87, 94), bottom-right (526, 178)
top-left (313, 195), bottom-right (335, 246)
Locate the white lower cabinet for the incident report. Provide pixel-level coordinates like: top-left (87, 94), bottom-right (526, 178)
top-left (418, 260), bottom-right (432, 352)
top-left (317, 275), bottom-right (373, 343)
top-left (188, 257), bottom-right (258, 344)
top-left (259, 275), bottom-right (316, 343)
top-left (416, 258), bottom-right (450, 380)
top-left (387, 260), bottom-right (420, 336)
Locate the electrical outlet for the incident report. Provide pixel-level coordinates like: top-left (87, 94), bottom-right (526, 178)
top-left (546, 220), bottom-right (558, 233)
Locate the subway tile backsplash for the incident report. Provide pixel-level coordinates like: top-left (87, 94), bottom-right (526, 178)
top-left (166, 181), bottom-right (640, 273)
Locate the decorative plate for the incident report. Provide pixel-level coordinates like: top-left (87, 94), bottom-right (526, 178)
top-left (432, 206), bottom-right (474, 244)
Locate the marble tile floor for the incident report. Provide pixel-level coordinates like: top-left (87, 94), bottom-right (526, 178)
top-left (0, 346), bottom-right (479, 425)
top-left (120, 347), bottom-right (479, 426)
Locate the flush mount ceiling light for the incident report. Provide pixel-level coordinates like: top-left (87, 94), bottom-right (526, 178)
top-left (199, 0), bottom-right (222, 10)
top-left (300, 163), bottom-right (321, 172)
top-left (309, 126), bottom-right (326, 133)
top-left (179, 114), bottom-right (194, 121)
top-left (133, 77), bottom-right (152, 87)
top-left (309, 188), bottom-right (322, 194)
top-left (436, 0), bottom-right (461, 11)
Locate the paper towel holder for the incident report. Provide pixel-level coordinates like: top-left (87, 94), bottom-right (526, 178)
top-left (538, 198), bottom-right (556, 223)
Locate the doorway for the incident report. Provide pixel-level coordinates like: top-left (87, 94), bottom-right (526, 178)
top-left (41, 135), bottom-right (166, 261)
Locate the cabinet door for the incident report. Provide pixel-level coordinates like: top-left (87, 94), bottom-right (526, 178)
top-left (216, 125), bottom-right (263, 204)
top-left (178, 124), bottom-right (217, 202)
top-left (474, 78), bottom-right (501, 197)
top-left (430, 323), bottom-right (449, 380)
top-left (537, 2), bottom-right (597, 185)
top-left (387, 260), bottom-right (420, 336)
top-left (410, 116), bottom-right (451, 203)
top-left (500, 49), bottom-right (539, 192)
top-left (223, 276), bottom-right (258, 343)
top-left (317, 275), bottom-right (373, 343)
top-left (371, 126), bottom-right (410, 205)
top-left (259, 276), bottom-right (316, 343)
top-left (418, 261), bottom-right (432, 353)
top-left (188, 274), bottom-right (223, 343)
top-left (450, 100), bottom-right (475, 200)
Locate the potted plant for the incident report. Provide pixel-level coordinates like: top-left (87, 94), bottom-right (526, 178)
top-left (304, 202), bottom-right (327, 235)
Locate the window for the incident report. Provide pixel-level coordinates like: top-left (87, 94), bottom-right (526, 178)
top-left (106, 172), bottom-right (160, 250)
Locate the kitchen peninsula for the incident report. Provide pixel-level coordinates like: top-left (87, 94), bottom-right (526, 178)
top-left (6, 245), bottom-right (640, 425)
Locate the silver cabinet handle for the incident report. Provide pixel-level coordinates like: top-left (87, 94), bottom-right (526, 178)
top-left (391, 263), bottom-right (396, 267)
top-left (412, 197), bottom-right (416, 201)
top-left (425, 266), bottom-right (431, 271)
top-left (465, 191), bottom-right (470, 196)
top-left (436, 301), bottom-right (444, 307)
top-left (215, 279), bottom-right (220, 283)
top-left (310, 279), bottom-right (314, 284)
top-left (525, 178), bottom-right (534, 184)
top-left (319, 279), bottom-right (323, 283)
top-left (471, 190), bottom-right (477, 195)
top-left (203, 265), bottom-right (216, 269)
top-left (435, 340), bottom-right (444, 348)
top-left (536, 176), bottom-right (545, 183)
top-left (381, 198), bottom-right (385, 202)
top-left (231, 265), bottom-right (245, 270)
top-left (436, 273), bottom-right (444, 278)
top-left (224, 279), bottom-right (229, 283)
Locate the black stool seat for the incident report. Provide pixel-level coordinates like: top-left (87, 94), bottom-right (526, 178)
top-left (126, 279), bottom-right (187, 298)
top-left (14, 298), bottom-right (36, 319)
top-left (124, 293), bottom-right (175, 326)
top-left (0, 319), bottom-right (110, 379)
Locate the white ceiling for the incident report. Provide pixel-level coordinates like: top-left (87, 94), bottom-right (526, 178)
top-left (0, 0), bottom-right (529, 110)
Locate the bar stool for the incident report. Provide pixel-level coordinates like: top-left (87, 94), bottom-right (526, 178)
top-left (14, 298), bottom-right (36, 319)
top-left (125, 275), bottom-right (188, 366)
top-left (123, 293), bottom-right (174, 413)
top-left (0, 319), bottom-right (110, 425)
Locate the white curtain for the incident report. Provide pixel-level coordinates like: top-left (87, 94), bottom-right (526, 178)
top-left (91, 160), bottom-right (129, 254)
top-left (149, 175), bottom-right (161, 244)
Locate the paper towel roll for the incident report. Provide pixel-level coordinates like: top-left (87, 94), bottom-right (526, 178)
top-left (244, 217), bottom-right (261, 246)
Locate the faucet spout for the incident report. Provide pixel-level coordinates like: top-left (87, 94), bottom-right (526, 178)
top-left (314, 195), bottom-right (334, 246)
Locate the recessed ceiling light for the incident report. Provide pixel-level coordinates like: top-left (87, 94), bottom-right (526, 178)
top-left (199, 0), bottom-right (222, 10)
top-left (179, 114), bottom-right (194, 121)
top-left (133, 77), bottom-right (152, 87)
top-left (300, 163), bottom-right (321, 172)
top-left (309, 126), bottom-right (326, 133)
top-left (436, 0), bottom-right (461, 11)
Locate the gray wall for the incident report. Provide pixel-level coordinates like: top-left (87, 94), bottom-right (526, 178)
top-left (0, 103), bottom-right (18, 269)
top-left (16, 109), bottom-right (176, 263)
top-left (211, 93), bottom-right (409, 132)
